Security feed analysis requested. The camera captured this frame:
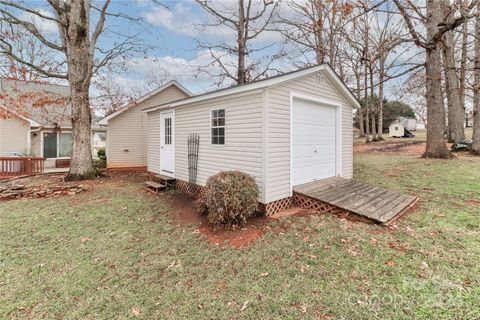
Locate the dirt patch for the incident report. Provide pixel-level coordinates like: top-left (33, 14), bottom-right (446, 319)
top-left (466, 199), bottom-right (480, 207)
top-left (166, 192), bottom-right (207, 226)
top-left (165, 192), bottom-right (289, 248)
top-left (0, 171), bottom-right (149, 201)
top-left (354, 140), bottom-right (426, 155)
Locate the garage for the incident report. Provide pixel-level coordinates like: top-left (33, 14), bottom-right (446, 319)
top-left (292, 98), bottom-right (337, 186)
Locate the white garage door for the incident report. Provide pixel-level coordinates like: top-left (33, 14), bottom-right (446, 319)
top-left (292, 98), bottom-right (337, 186)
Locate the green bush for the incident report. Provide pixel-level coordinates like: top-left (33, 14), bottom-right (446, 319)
top-left (97, 148), bottom-right (106, 158)
top-left (199, 171), bottom-right (259, 228)
top-left (95, 148), bottom-right (107, 169)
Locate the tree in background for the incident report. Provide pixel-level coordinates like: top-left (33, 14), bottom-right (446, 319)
top-left (277, 0), bottom-right (353, 77)
top-left (441, 0), bottom-right (466, 143)
top-left (0, 25), bottom-right (62, 81)
top-left (355, 97), bottom-right (415, 133)
top-left (473, 4), bottom-right (480, 154)
top-left (195, 0), bottom-right (282, 86)
top-left (0, 0), bottom-right (146, 179)
top-left (393, 0), bottom-right (478, 158)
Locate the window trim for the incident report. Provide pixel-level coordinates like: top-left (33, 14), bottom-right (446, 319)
top-left (41, 131), bottom-right (72, 159)
top-left (210, 108), bottom-right (226, 146)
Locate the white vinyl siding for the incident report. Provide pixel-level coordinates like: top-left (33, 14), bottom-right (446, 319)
top-left (174, 91), bottom-right (264, 196)
top-left (107, 85), bottom-right (189, 168)
top-left (265, 72), bottom-right (353, 203)
top-left (0, 116), bottom-right (29, 156)
top-left (147, 110), bottom-right (161, 174)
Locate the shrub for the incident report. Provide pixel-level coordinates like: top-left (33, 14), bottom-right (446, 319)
top-left (97, 148), bottom-right (106, 158)
top-left (199, 171), bottom-right (259, 228)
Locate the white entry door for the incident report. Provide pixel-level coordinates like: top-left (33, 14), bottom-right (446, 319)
top-left (292, 98), bottom-right (337, 186)
top-left (160, 111), bottom-right (174, 175)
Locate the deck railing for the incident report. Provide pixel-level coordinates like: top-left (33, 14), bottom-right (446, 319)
top-left (0, 157), bottom-right (46, 178)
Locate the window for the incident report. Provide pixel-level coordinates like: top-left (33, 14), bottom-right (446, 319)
top-left (43, 132), bottom-right (72, 158)
top-left (211, 108), bottom-right (225, 145)
top-left (164, 117), bottom-right (172, 145)
top-left (59, 133), bottom-right (72, 157)
top-left (43, 132), bottom-right (57, 158)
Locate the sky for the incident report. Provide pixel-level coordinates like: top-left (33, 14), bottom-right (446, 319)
top-left (95, 0), bottom-right (287, 94)
top-left (14, 0), bottom-right (314, 96)
top-left (11, 1), bottom-right (422, 103)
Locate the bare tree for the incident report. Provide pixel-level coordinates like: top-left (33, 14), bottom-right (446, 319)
top-left (0, 0), bottom-right (145, 179)
top-left (473, 5), bottom-right (480, 154)
top-left (0, 24), bottom-right (63, 81)
top-left (278, 0), bottom-right (353, 72)
top-left (441, 0), bottom-right (466, 143)
top-left (393, 0), bottom-right (478, 158)
top-left (195, 0), bottom-right (281, 85)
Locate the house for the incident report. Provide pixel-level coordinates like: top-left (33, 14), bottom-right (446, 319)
top-left (389, 122), bottom-right (405, 137)
top-left (142, 64), bottom-right (359, 215)
top-left (98, 81), bottom-right (192, 169)
top-left (0, 79), bottom-right (105, 168)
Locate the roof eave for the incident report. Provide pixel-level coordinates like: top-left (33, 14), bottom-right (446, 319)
top-left (99, 80), bottom-right (193, 124)
top-left (143, 64), bottom-right (361, 113)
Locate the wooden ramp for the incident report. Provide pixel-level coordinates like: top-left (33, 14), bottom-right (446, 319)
top-left (293, 177), bottom-right (418, 225)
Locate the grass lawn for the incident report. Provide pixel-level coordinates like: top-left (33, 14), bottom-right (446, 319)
top-left (1, 154), bottom-right (480, 319)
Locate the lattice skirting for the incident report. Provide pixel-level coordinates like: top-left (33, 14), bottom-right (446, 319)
top-left (175, 180), bottom-right (207, 199)
top-left (292, 192), bottom-right (343, 214)
top-left (264, 197), bottom-right (294, 216)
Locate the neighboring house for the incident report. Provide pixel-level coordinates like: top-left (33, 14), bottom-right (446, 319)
top-left (397, 116), bottom-right (417, 131)
top-left (0, 79), bottom-right (104, 168)
top-left (143, 64), bottom-right (359, 215)
top-left (99, 81), bottom-right (192, 169)
top-left (389, 122), bottom-right (405, 137)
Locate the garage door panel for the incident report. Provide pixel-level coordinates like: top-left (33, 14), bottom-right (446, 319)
top-left (292, 98), bottom-right (336, 186)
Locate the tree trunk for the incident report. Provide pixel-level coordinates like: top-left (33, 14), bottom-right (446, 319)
top-left (313, 0), bottom-right (325, 64)
top-left (237, 0), bottom-right (246, 85)
top-left (61, 0), bottom-right (96, 180)
top-left (364, 63), bottom-right (370, 143)
top-left (441, 6), bottom-right (465, 143)
top-left (355, 72), bottom-right (365, 137)
top-left (459, 20), bottom-right (468, 124)
top-left (423, 0), bottom-right (452, 159)
top-left (377, 53), bottom-right (385, 140)
top-left (473, 9), bottom-right (480, 154)
top-left (369, 65), bottom-right (378, 141)
top-left (371, 112), bottom-right (377, 141)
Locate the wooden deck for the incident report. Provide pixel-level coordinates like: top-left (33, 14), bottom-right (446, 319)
top-left (293, 177), bottom-right (418, 224)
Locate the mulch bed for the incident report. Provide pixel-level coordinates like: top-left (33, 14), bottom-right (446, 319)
top-left (164, 192), bottom-right (290, 248)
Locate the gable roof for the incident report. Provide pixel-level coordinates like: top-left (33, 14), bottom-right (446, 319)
top-left (143, 64), bottom-right (361, 113)
top-left (0, 78), bottom-right (71, 127)
top-left (0, 105), bottom-right (40, 126)
top-left (98, 80), bottom-right (192, 125)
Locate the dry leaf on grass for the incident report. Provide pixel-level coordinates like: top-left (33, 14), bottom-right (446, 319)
top-left (240, 300), bottom-right (249, 311)
top-left (385, 260), bottom-right (396, 267)
top-left (131, 307), bottom-right (140, 317)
